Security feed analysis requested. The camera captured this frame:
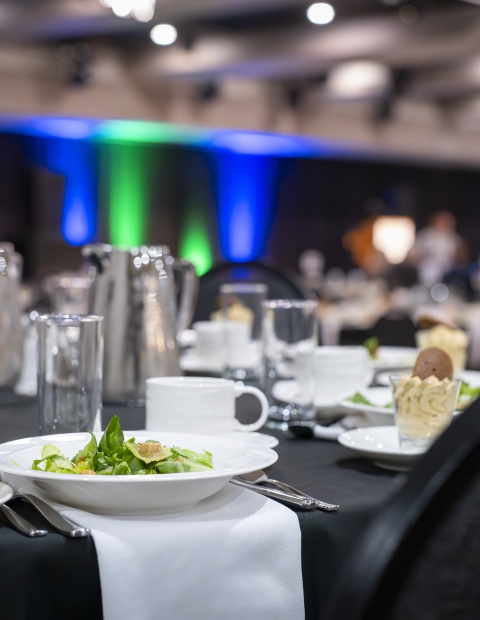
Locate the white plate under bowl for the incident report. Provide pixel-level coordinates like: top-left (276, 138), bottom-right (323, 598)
top-left (338, 426), bottom-right (425, 471)
top-left (373, 347), bottom-right (418, 370)
top-left (0, 432), bottom-right (278, 516)
top-left (339, 387), bottom-right (395, 426)
top-left (0, 481), bottom-right (13, 505)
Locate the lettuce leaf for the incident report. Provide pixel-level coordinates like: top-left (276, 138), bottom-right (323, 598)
top-left (31, 416), bottom-right (214, 476)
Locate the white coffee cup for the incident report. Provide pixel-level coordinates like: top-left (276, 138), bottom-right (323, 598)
top-left (193, 322), bottom-right (225, 362)
top-left (312, 346), bottom-right (373, 405)
top-left (146, 376), bottom-right (269, 435)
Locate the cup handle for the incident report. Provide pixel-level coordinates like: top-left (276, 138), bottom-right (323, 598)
top-left (234, 385), bottom-right (269, 432)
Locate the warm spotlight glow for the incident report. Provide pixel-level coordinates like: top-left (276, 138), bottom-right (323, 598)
top-left (373, 217), bottom-right (416, 264)
top-left (99, 0), bottom-right (113, 7)
top-left (327, 61), bottom-right (390, 99)
top-left (307, 3), bottom-right (335, 25)
top-left (150, 24), bottom-right (177, 46)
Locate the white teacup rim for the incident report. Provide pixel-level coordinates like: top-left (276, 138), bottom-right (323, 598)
top-left (147, 376), bottom-right (234, 389)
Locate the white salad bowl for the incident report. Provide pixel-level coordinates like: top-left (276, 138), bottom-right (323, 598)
top-left (0, 431), bottom-right (278, 516)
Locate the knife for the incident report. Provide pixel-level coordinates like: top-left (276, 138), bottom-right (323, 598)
top-left (12, 494), bottom-right (91, 538)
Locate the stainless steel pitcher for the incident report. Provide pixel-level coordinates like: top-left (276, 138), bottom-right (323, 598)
top-left (82, 244), bottom-right (198, 403)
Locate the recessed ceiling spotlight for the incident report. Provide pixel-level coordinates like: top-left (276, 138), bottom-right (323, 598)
top-left (150, 24), bottom-right (178, 46)
top-left (307, 3), bottom-right (335, 25)
top-left (133, 0), bottom-right (154, 21)
top-left (111, 0), bottom-right (132, 17)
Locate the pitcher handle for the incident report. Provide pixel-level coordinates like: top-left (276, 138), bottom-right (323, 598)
top-left (171, 258), bottom-right (199, 335)
top-left (233, 385), bottom-right (269, 432)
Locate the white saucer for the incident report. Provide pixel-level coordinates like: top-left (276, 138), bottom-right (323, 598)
top-left (340, 387), bottom-right (395, 426)
top-left (373, 346), bottom-right (418, 370)
top-left (338, 426), bottom-right (425, 471)
top-left (180, 345), bottom-right (261, 374)
top-left (179, 352), bottom-right (224, 373)
top-left (136, 429), bottom-right (279, 449)
top-left (0, 481), bottom-right (13, 505)
top-left (272, 379), bottom-right (362, 412)
top-left (272, 380), bottom-right (311, 407)
top-left (223, 431), bottom-right (279, 449)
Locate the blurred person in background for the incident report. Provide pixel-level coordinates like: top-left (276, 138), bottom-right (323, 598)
top-left (298, 250), bottom-right (324, 297)
top-left (410, 211), bottom-right (469, 288)
top-left (342, 215), bottom-right (389, 278)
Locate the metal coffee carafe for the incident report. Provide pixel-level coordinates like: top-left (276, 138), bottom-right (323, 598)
top-left (82, 244), bottom-right (198, 403)
top-left (0, 243), bottom-right (23, 387)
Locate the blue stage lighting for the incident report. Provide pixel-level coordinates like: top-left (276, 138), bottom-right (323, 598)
top-left (218, 152), bottom-right (277, 262)
top-left (44, 138), bottom-right (97, 246)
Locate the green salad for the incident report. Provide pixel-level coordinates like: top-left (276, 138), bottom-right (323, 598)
top-left (346, 380), bottom-right (480, 411)
top-left (32, 416), bottom-right (213, 476)
top-left (458, 381), bottom-right (480, 410)
top-left (363, 337), bottom-right (380, 360)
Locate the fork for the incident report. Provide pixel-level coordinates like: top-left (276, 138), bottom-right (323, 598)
top-left (239, 470), bottom-right (339, 512)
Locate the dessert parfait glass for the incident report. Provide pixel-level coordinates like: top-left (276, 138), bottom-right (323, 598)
top-left (390, 373), bottom-right (460, 450)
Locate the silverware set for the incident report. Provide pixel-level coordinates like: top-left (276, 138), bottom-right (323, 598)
top-left (0, 485), bottom-right (91, 538)
top-left (230, 469), bottom-right (339, 512)
top-left (1, 473), bottom-right (337, 536)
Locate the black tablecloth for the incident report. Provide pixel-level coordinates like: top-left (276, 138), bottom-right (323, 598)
top-left (0, 395), bottom-right (399, 620)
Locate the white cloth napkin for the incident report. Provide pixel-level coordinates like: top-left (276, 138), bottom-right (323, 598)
top-left (59, 484), bottom-right (305, 620)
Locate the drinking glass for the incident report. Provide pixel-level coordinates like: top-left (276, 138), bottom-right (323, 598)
top-left (45, 273), bottom-right (91, 315)
top-left (263, 299), bottom-right (318, 429)
top-left (220, 283), bottom-right (267, 382)
top-left (37, 314), bottom-right (104, 435)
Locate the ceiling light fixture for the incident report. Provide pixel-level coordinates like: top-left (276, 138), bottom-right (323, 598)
top-left (133, 0), bottom-right (154, 21)
top-left (111, 0), bottom-right (132, 17)
top-left (307, 3), bottom-right (335, 25)
top-left (327, 61), bottom-right (391, 99)
top-left (100, 0), bottom-right (156, 21)
top-left (150, 24), bottom-right (178, 46)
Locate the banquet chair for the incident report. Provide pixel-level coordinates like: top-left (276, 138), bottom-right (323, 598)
top-left (322, 396), bottom-right (480, 620)
top-left (371, 313), bottom-right (417, 348)
top-left (192, 261), bottom-right (307, 323)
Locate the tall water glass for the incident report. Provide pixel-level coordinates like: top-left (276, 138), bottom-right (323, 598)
top-left (263, 300), bottom-right (318, 429)
top-left (37, 314), bottom-right (103, 435)
top-left (220, 283), bottom-right (267, 383)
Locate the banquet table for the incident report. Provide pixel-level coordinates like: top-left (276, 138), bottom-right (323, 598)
top-left (0, 392), bottom-right (400, 620)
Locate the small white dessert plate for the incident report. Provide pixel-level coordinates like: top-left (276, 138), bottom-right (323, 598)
top-left (338, 426), bottom-right (425, 471)
top-left (0, 481), bottom-right (13, 505)
top-left (339, 387), bottom-right (395, 426)
top-left (0, 431), bottom-right (278, 516)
